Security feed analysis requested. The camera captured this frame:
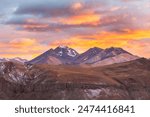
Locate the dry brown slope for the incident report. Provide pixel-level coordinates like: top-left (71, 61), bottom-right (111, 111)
top-left (0, 58), bottom-right (150, 99)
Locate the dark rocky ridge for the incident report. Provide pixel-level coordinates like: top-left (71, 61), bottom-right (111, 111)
top-left (27, 46), bottom-right (138, 65)
top-left (27, 46), bottom-right (79, 65)
top-left (0, 58), bottom-right (150, 99)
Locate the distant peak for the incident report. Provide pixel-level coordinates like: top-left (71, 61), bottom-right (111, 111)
top-left (54, 46), bottom-right (70, 51)
top-left (105, 47), bottom-right (130, 54)
top-left (52, 46), bottom-right (79, 58)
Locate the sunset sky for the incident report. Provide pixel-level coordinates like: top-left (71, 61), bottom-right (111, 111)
top-left (0, 0), bottom-right (150, 60)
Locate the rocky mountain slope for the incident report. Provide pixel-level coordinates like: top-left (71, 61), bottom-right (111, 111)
top-left (0, 58), bottom-right (150, 99)
top-left (90, 53), bottom-right (138, 67)
top-left (74, 47), bottom-right (103, 64)
top-left (27, 46), bottom-right (79, 65)
top-left (27, 46), bottom-right (139, 66)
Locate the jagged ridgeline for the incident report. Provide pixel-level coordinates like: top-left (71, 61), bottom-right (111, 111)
top-left (0, 46), bottom-right (149, 99)
top-left (27, 46), bottom-right (139, 66)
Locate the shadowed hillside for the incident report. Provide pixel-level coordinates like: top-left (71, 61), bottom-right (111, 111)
top-left (0, 58), bottom-right (150, 99)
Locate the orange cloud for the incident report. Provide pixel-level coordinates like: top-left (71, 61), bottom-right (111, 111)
top-left (22, 24), bottom-right (49, 31)
top-left (81, 30), bottom-right (150, 41)
top-left (60, 12), bottom-right (100, 25)
top-left (0, 38), bottom-right (49, 60)
top-left (9, 38), bottom-right (37, 48)
top-left (1, 29), bottom-right (150, 59)
top-left (50, 29), bottom-right (150, 58)
top-left (124, 39), bottom-right (150, 58)
top-left (50, 37), bottom-right (127, 53)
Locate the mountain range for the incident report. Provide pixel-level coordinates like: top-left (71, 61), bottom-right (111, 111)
top-left (0, 46), bottom-right (149, 100)
top-left (0, 57), bottom-right (27, 64)
top-left (27, 46), bottom-right (139, 67)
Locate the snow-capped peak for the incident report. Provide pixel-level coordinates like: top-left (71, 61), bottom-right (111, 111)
top-left (67, 49), bottom-right (77, 57)
top-left (54, 46), bottom-right (79, 58)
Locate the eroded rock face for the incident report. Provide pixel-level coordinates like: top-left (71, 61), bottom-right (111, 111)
top-left (0, 58), bottom-right (150, 100)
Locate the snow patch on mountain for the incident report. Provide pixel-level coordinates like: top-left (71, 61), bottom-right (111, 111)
top-left (0, 62), bottom-right (29, 84)
top-left (67, 49), bottom-right (77, 57)
top-left (0, 57), bottom-right (27, 64)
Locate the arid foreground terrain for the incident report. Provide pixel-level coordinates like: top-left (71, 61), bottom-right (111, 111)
top-left (0, 58), bottom-right (150, 100)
